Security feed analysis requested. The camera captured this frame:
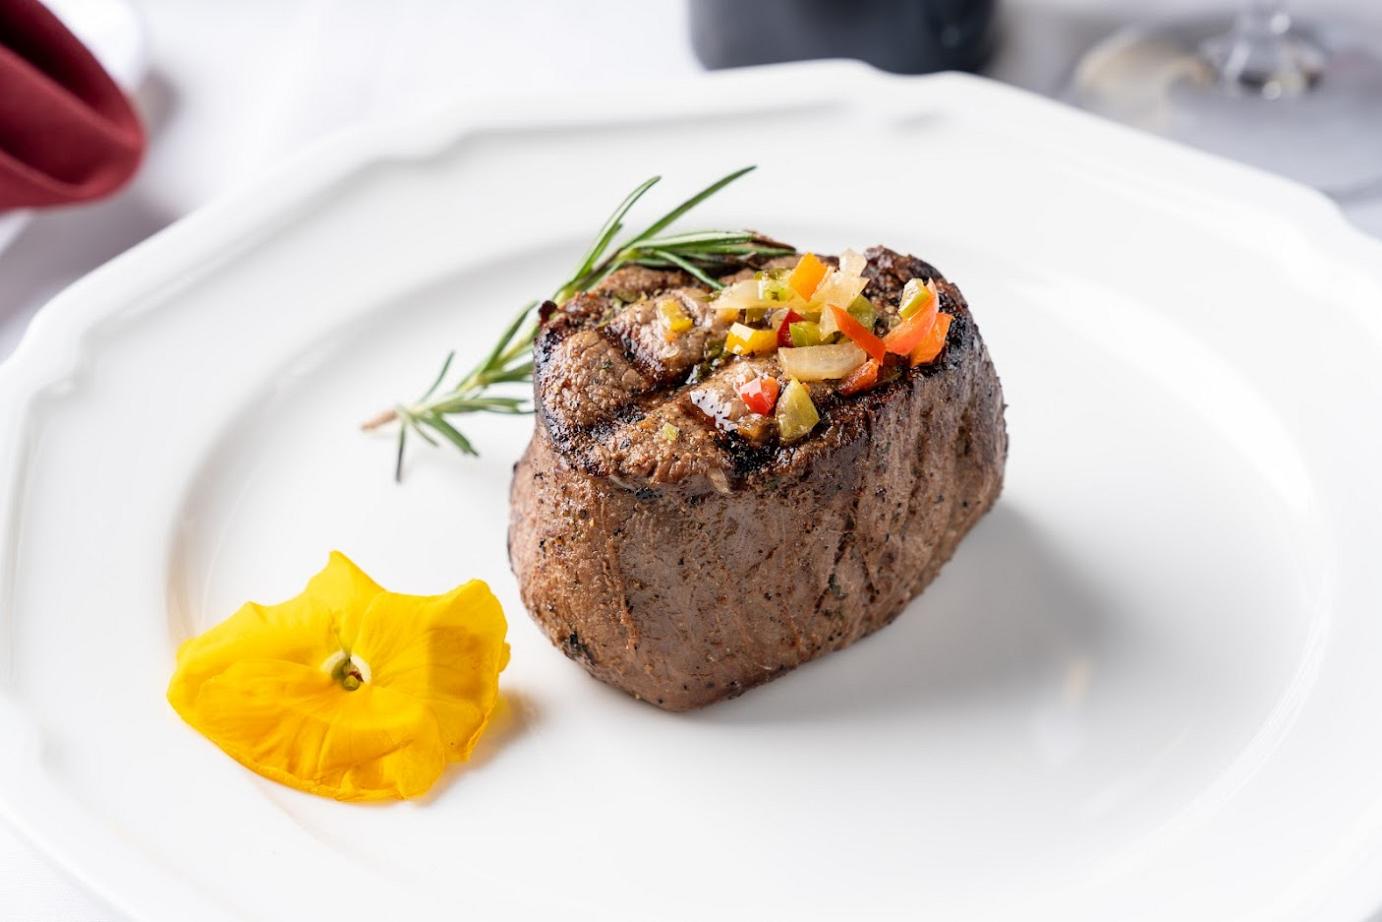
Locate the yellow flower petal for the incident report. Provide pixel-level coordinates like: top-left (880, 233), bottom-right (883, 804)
top-left (305, 550), bottom-right (384, 619)
top-left (342, 581), bottom-right (510, 762)
top-left (181, 660), bottom-right (444, 801)
top-left (169, 594), bottom-right (339, 696)
top-left (167, 552), bottom-right (509, 802)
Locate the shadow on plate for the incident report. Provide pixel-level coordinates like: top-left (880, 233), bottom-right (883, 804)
top-left (700, 503), bottom-right (1108, 724)
top-left (410, 690), bottom-right (540, 806)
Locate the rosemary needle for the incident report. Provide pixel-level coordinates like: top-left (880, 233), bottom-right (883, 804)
top-left (363, 165), bottom-right (794, 482)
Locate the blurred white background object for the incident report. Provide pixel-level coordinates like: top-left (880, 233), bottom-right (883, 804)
top-left (1067, 0), bottom-right (1382, 195)
top-left (2, 1), bottom-right (1381, 918)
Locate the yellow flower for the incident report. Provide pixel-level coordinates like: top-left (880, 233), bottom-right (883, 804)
top-left (167, 552), bottom-right (509, 802)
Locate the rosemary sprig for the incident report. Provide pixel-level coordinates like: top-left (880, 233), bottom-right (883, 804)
top-left (363, 165), bottom-right (794, 481)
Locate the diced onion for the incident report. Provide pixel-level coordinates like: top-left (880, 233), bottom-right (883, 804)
top-left (777, 342), bottom-right (867, 381)
top-left (818, 302), bottom-right (843, 338)
top-left (839, 248), bottom-right (867, 277)
top-left (711, 277), bottom-right (809, 317)
top-left (712, 279), bottom-right (762, 313)
top-left (810, 249), bottom-right (869, 310)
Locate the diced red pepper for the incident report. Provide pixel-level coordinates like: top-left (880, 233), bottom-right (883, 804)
top-left (828, 305), bottom-right (886, 364)
top-left (909, 313), bottom-right (953, 366)
top-left (838, 358), bottom-right (881, 396)
top-left (775, 309), bottom-right (804, 348)
top-left (739, 376), bottom-right (781, 415)
top-left (882, 294), bottom-right (940, 356)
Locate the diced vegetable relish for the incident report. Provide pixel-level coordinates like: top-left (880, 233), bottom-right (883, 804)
top-left (702, 251), bottom-right (954, 443)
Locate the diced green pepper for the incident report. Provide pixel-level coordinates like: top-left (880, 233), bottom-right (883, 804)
top-left (789, 320), bottom-right (822, 347)
top-left (758, 276), bottom-right (795, 303)
top-left (897, 278), bottom-right (933, 320)
top-left (775, 377), bottom-right (820, 443)
top-left (847, 295), bottom-right (877, 330)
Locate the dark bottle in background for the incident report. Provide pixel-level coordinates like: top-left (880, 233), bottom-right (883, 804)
top-left (689, 0), bottom-right (997, 74)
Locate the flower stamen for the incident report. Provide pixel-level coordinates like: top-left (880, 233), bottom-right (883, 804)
top-left (321, 650), bottom-right (370, 691)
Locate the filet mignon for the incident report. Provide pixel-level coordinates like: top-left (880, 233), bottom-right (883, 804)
top-left (508, 245), bottom-right (1006, 710)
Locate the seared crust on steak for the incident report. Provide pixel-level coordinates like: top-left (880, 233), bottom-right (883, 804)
top-left (509, 246), bottom-right (1007, 710)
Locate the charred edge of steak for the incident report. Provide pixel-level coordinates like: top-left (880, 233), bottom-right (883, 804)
top-left (532, 245), bottom-right (970, 490)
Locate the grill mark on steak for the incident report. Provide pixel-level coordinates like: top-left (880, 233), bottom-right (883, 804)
top-left (607, 288), bottom-right (722, 388)
top-left (563, 630), bottom-right (596, 665)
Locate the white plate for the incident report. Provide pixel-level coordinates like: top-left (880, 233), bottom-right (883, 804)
top-left (3, 62), bottom-right (1382, 922)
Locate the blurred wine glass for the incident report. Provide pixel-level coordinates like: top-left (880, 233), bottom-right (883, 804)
top-left (1067, 1), bottom-right (1382, 200)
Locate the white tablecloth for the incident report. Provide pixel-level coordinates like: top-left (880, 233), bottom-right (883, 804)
top-left (2, 0), bottom-right (1380, 918)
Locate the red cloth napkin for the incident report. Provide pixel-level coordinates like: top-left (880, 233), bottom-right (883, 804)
top-left (0, 0), bottom-right (144, 209)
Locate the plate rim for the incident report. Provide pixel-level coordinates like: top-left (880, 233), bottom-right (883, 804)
top-left (3, 60), bottom-right (1382, 922)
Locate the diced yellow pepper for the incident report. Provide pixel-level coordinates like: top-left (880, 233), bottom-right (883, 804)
top-left (788, 253), bottom-right (828, 300)
top-left (726, 322), bottom-right (778, 356)
top-left (775, 377), bottom-right (820, 442)
top-left (658, 298), bottom-right (693, 340)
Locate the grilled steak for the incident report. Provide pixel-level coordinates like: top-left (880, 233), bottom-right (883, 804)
top-left (508, 245), bottom-right (1006, 710)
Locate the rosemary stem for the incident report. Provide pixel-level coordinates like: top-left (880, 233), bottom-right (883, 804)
top-left (497, 319), bottom-right (540, 366)
top-left (361, 407), bottom-right (399, 431)
top-left (367, 166), bottom-right (775, 478)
